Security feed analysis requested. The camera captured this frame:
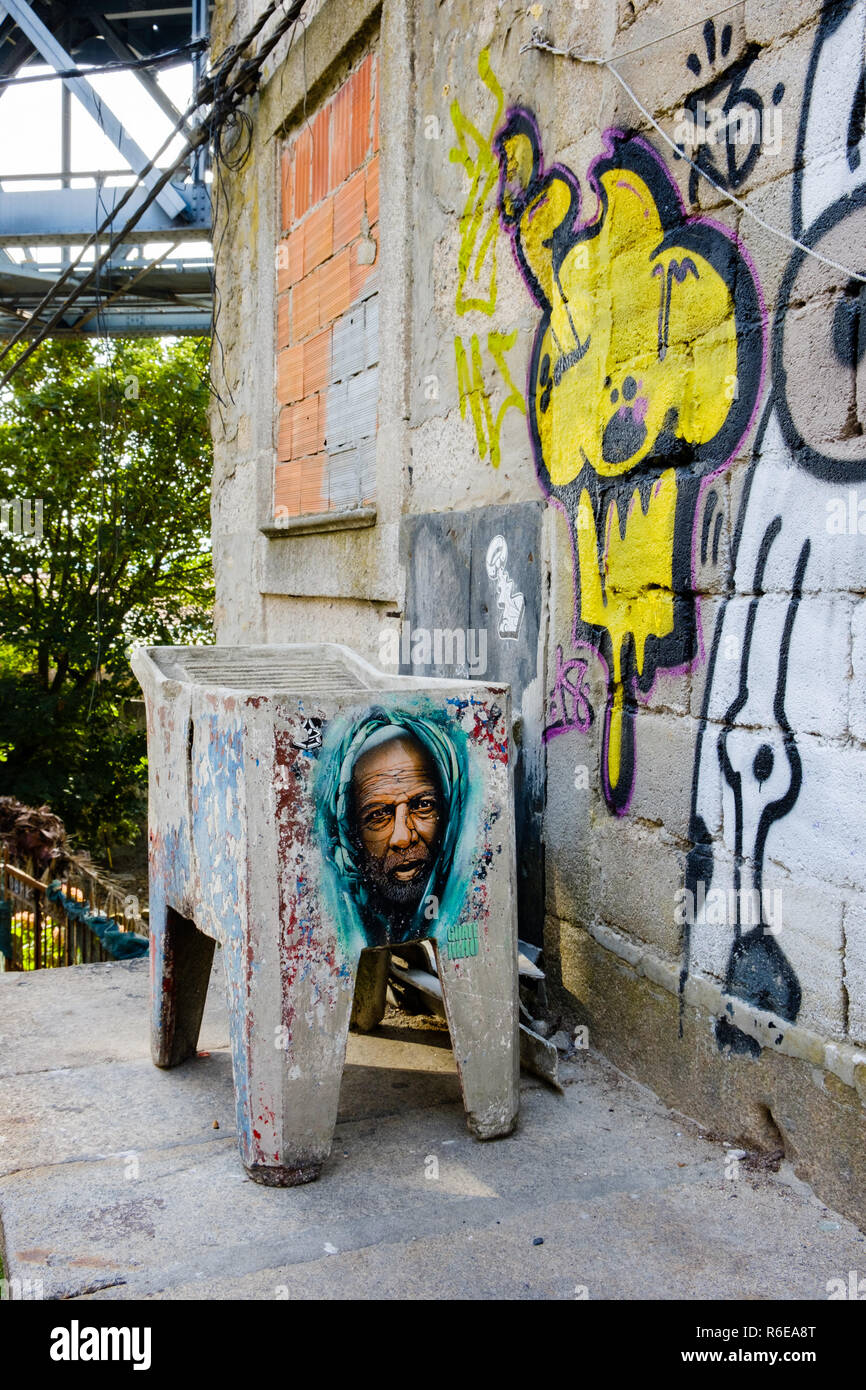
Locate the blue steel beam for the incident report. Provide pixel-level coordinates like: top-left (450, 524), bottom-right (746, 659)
top-left (95, 12), bottom-right (196, 140)
top-left (0, 308), bottom-right (211, 335)
top-left (0, 185), bottom-right (210, 243)
top-left (0, 2), bottom-right (212, 337)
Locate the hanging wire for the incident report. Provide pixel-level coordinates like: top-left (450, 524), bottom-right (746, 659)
top-left (207, 1), bottom-right (306, 418)
top-left (521, 31), bottom-right (866, 286)
top-left (88, 178), bottom-right (112, 717)
top-left (206, 35), bottom-right (236, 415)
top-left (0, 38), bottom-right (208, 87)
top-left (531, 1), bottom-right (753, 68)
top-left (0, 95), bottom-right (200, 369)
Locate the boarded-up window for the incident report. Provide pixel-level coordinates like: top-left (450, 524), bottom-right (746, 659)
top-left (275, 51), bottom-right (379, 520)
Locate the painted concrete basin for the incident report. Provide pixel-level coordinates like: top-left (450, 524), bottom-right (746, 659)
top-left (131, 643), bottom-right (519, 1185)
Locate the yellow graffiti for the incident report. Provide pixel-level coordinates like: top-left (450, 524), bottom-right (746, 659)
top-left (576, 470), bottom-right (677, 797)
top-left (510, 158), bottom-right (736, 795)
top-left (451, 51), bottom-right (526, 467)
top-left (449, 49), bottom-right (504, 316)
top-left (455, 330), bottom-right (526, 469)
top-left (496, 110), bottom-right (761, 812)
top-left (507, 160), bottom-right (739, 482)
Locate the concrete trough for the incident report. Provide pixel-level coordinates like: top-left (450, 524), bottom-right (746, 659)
top-left (131, 643), bottom-right (519, 1186)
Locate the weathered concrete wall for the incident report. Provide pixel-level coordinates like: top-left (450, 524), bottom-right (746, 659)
top-left (210, 0), bottom-right (408, 644)
top-left (212, 0), bottom-right (866, 1225)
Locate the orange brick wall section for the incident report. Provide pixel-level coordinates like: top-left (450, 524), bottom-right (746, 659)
top-left (275, 52), bottom-right (380, 520)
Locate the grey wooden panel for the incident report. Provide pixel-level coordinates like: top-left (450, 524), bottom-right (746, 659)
top-left (400, 504), bottom-right (546, 944)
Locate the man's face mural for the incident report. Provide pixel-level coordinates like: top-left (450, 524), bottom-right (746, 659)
top-left (314, 707), bottom-right (475, 957)
top-left (351, 731), bottom-right (442, 914)
top-left (494, 112), bottom-right (765, 812)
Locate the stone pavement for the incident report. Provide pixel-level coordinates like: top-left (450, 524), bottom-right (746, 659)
top-left (1, 958), bottom-right (864, 1301)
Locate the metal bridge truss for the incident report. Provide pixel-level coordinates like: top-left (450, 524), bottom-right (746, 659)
top-left (0, 1), bottom-right (212, 338)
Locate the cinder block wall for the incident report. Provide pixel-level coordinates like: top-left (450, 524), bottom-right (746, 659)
top-left (211, 0), bottom-right (866, 1227)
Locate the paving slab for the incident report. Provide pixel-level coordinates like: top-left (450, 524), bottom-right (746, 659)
top-left (1, 959), bottom-right (864, 1300)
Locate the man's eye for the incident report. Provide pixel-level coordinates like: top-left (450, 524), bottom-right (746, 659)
top-left (364, 808), bottom-right (392, 827)
top-left (412, 797), bottom-right (437, 813)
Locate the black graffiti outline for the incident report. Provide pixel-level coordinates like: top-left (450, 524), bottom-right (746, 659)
top-left (682, 396), bottom-right (772, 1023)
top-left (681, 24), bottom-right (783, 205)
top-left (653, 257), bottom-right (700, 360)
top-left (683, 0), bottom-right (861, 1048)
top-left (773, 186), bottom-right (866, 482)
top-left (719, 520), bottom-right (803, 901)
top-left (700, 490), bottom-right (717, 560)
top-left (700, 489), bottom-right (724, 567)
top-left (700, 490), bottom-right (718, 565)
top-left (495, 111), bottom-right (765, 815)
top-left (773, 0), bottom-right (866, 482)
top-left (792, 0), bottom-right (861, 240)
top-left (682, 405), bottom-right (808, 1049)
top-left (714, 520), bottom-right (808, 1040)
top-left (847, 69), bottom-right (866, 172)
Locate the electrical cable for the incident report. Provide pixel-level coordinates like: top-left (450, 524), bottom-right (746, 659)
top-left (521, 32), bottom-right (866, 287)
top-left (0, 37), bottom-right (208, 87)
top-left (0, 94), bottom-right (200, 366)
top-left (0, 0), bottom-right (308, 383)
top-left (208, 3), bottom-right (308, 413)
top-left (88, 181), bottom-right (107, 718)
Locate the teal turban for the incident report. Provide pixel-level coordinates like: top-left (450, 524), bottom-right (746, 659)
top-left (313, 704), bottom-right (477, 958)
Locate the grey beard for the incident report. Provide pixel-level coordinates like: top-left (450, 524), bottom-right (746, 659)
top-left (359, 849), bottom-right (431, 909)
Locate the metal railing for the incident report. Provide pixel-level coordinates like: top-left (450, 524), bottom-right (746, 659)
top-left (0, 859), bottom-right (145, 971)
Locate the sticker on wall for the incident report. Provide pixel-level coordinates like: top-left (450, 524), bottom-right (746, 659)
top-left (291, 713), bottom-right (324, 752)
top-left (486, 534), bottom-right (526, 640)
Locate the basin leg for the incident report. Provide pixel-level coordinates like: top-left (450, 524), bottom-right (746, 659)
top-left (350, 947), bottom-right (389, 1032)
top-left (151, 905), bottom-right (216, 1069)
top-left (224, 933), bottom-right (358, 1187)
top-left (437, 940), bottom-right (520, 1141)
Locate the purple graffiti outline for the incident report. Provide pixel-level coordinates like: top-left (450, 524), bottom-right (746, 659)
top-left (543, 643), bottom-right (593, 742)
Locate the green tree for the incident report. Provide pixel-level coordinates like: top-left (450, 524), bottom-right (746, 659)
top-left (0, 336), bottom-right (213, 852)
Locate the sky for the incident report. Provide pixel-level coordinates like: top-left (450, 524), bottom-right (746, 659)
top-left (0, 60), bottom-right (209, 264)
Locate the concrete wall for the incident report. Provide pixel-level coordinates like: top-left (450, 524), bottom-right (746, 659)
top-left (211, 0), bottom-right (866, 1225)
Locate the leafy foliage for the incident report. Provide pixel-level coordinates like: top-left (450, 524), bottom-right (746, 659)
top-left (0, 336), bottom-right (213, 850)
